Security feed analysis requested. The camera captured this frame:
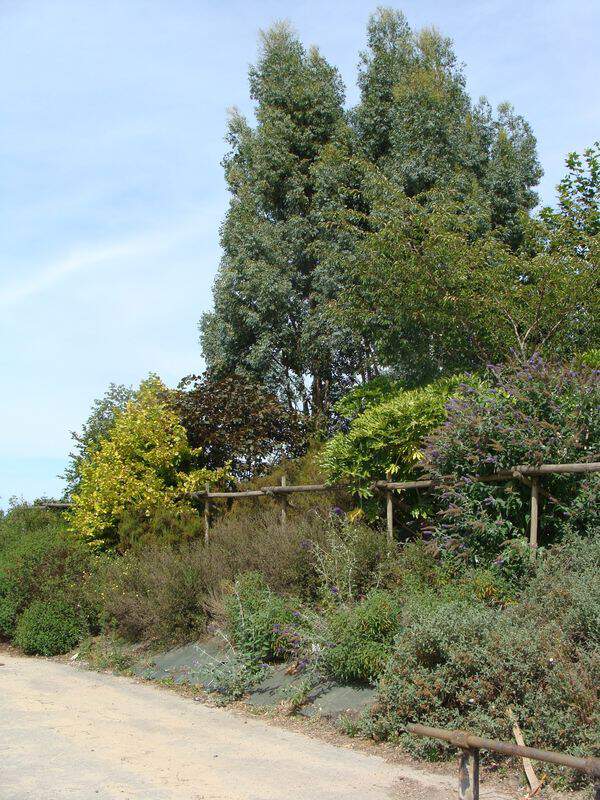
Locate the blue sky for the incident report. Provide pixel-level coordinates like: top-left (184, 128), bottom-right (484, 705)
top-left (1, 0), bottom-right (599, 506)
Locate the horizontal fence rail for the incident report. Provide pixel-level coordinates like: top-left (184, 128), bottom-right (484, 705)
top-left (406, 722), bottom-right (600, 799)
top-left (42, 460), bottom-right (600, 546)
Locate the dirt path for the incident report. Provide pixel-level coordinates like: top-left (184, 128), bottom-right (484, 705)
top-left (0, 653), bottom-right (510, 800)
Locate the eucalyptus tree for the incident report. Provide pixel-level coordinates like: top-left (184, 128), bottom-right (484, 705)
top-left (201, 23), bottom-right (368, 418)
top-left (354, 8), bottom-right (542, 245)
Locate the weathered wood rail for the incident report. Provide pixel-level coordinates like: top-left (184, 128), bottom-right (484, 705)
top-left (405, 722), bottom-right (600, 799)
top-left (192, 460), bottom-right (599, 544)
top-left (43, 460), bottom-right (600, 547)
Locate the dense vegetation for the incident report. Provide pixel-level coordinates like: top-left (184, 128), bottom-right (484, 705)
top-left (4, 6), bottom-right (599, 789)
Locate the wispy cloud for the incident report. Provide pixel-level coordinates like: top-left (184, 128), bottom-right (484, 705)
top-left (0, 215), bottom-right (205, 310)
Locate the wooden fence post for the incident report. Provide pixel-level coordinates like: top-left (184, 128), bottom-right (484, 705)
top-left (385, 471), bottom-right (394, 545)
top-left (529, 477), bottom-right (539, 560)
top-left (458, 748), bottom-right (480, 800)
top-left (204, 483), bottom-right (211, 544)
top-left (279, 474), bottom-right (287, 531)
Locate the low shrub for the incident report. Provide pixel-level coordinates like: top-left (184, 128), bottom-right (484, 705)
top-left (321, 590), bottom-right (403, 683)
top-left (99, 545), bottom-right (208, 644)
top-left (560, 473), bottom-right (600, 537)
top-left (364, 536), bottom-right (600, 784)
top-left (0, 594), bottom-right (19, 638)
top-left (116, 505), bottom-right (204, 552)
top-left (520, 531), bottom-right (600, 647)
top-left (0, 504), bottom-right (99, 641)
top-left (311, 517), bottom-right (394, 604)
top-left (202, 508), bottom-right (328, 599)
top-left (14, 599), bottom-right (87, 656)
top-left (223, 572), bottom-right (295, 662)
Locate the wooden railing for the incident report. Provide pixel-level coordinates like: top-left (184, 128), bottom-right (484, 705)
top-left (43, 460), bottom-right (600, 547)
top-left (405, 722), bottom-right (600, 800)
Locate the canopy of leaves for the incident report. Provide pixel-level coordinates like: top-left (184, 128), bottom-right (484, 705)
top-left (354, 9), bottom-right (542, 245)
top-left (62, 383), bottom-right (135, 497)
top-left (169, 372), bottom-right (307, 480)
top-left (421, 358), bottom-right (600, 564)
top-left (337, 144), bottom-right (599, 384)
top-left (321, 376), bottom-right (463, 496)
top-left (200, 22), bottom-right (368, 417)
top-left (70, 377), bottom-right (225, 548)
top-left (201, 11), bottom-right (543, 416)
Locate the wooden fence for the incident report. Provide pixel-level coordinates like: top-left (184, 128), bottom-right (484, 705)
top-left (405, 722), bottom-right (600, 800)
top-left (192, 460), bottom-right (600, 548)
top-left (44, 460), bottom-right (600, 550)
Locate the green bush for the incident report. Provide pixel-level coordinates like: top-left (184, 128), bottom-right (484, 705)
top-left (321, 376), bottom-right (464, 497)
top-left (333, 376), bottom-right (403, 422)
top-left (0, 594), bottom-right (19, 638)
top-left (0, 504), bottom-right (98, 641)
top-left (311, 518), bottom-right (394, 604)
top-left (99, 544), bottom-right (208, 644)
top-left (14, 599), bottom-right (86, 656)
top-left (321, 590), bottom-right (403, 683)
top-left (223, 572), bottom-right (295, 662)
top-left (202, 508), bottom-right (328, 599)
top-left (116, 505), bottom-right (204, 552)
top-left (560, 474), bottom-right (600, 537)
top-left (422, 358), bottom-right (600, 565)
top-left (364, 537), bottom-right (600, 784)
top-left (520, 532), bottom-right (600, 647)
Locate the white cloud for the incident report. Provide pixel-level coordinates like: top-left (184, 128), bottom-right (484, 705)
top-left (0, 215), bottom-right (207, 310)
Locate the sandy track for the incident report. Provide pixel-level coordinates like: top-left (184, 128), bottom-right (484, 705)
top-left (0, 653), bottom-right (509, 800)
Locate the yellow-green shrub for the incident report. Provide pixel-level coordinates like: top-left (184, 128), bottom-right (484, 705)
top-left (71, 376), bottom-right (226, 548)
top-left (321, 376), bottom-right (463, 497)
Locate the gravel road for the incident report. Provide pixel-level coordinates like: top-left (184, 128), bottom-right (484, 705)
top-left (0, 652), bottom-right (508, 800)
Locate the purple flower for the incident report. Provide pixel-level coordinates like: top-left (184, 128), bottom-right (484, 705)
top-left (330, 586), bottom-right (339, 595)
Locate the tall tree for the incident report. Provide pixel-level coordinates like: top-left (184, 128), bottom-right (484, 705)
top-left (339, 145), bottom-right (599, 383)
top-left (354, 9), bottom-right (542, 245)
top-left (200, 23), bottom-right (366, 417)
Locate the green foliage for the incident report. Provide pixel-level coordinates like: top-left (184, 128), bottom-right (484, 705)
top-left (553, 141), bottom-right (600, 236)
top-left (0, 595), bottom-right (19, 638)
top-left (321, 590), bottom-right (403, 683)
top-left (116, 505), bottom-right (204, 552)
top-left (223, 572), bottom-right (295, 662)
top-left (70, 376), bottom-right (226, 548)
top-left (202, 647), bottom-right (267, 702)
top-left (14, 599), bottom-right (87, 656)
top-left (202, 10), bottom-right (545, 409)
top-left (356, 8), bottom-right (541, 242)
top-left (577, 348), bottom-right (600, 369)
top-left (201, 22), bottom-right (366, 417)
top-left (339, 142), bottom-right (598, 383)
top-left (63, 383), bottom-right (135, 497)
top-left (99, 545), bottom-right (208, 644)
top-left (321, 377), bottom-right (462, 496)
top-left (362, 535), bottom-right (600, 783)
top-left (422, 358), bottom-right (600, 564)
top-left (0, 504), bottom-right (98, 641)
top-left (561, 473), bottom-right (600, 536)
top-left (521, 533), bottom-right (600, 648)
top-left (311, 518), bottom-right (392, 603)
top-left (333, 376), bottom-right (402, 422)
top-left (170, 371), bottom-right (307, 479)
